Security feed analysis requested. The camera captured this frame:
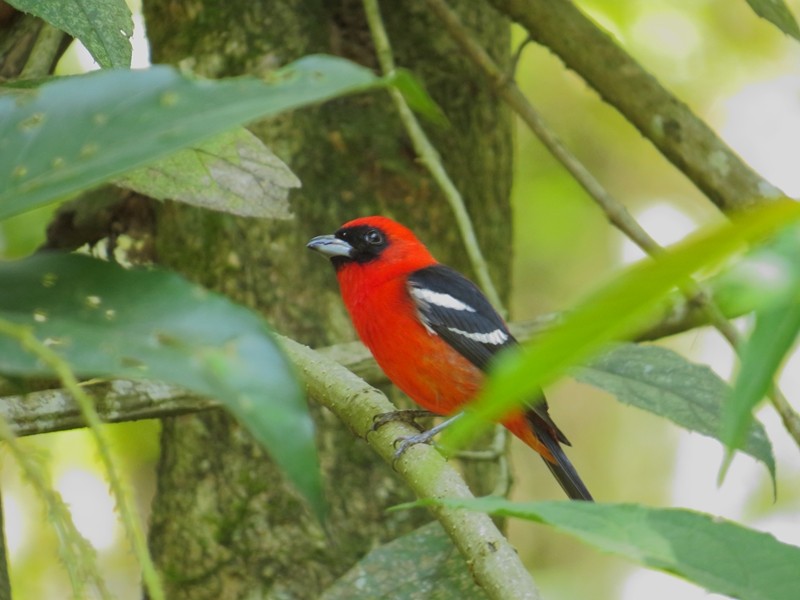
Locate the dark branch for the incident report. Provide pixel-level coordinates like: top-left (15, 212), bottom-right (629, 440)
top-left (486, 0), bottom-right (782, 211)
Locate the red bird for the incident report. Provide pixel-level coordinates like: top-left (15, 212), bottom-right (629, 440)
top-left (308, 216), bottom-right (591, 500)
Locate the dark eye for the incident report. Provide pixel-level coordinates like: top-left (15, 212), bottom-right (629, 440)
top-left (365, 229), bottom-right (384, 245)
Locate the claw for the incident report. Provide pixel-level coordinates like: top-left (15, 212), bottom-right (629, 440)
top-left (392, 429), bottom-right (440, 460)
top-left (389, 412), bottom-right (466, 467)
top-left (369, 409), bottom-right (435, 434)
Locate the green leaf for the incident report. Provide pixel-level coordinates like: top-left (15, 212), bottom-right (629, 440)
top-left (0, 253), bottom-right (323, 518)
top-left (746, 0), bottom-right (800, 41)
top-left (387, 69), bottom-right (449, 126)
top-left (0, 55), bottom-right (381, 220)
top-left (320, 522), bottom-right (484, 600)
top-left (441, 199), bottom-right (800, 451)
top-left (116, 128), bottom-right (299, 218)
top-left (424, 498), bottom-right (800, 600)
top-left (576, 343), bottom-right (775, 478)
top-left (722, 299), bottom-right (800, 462)
top-left (714, 226), bottom-right (800, 478)
top-left (6, 0), bottom-right (133, 68)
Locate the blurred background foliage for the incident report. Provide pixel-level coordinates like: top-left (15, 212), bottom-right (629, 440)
top-left (1, 0), bottom-right (799, 598)
top-left (508, 1), bottom-right (800, 598)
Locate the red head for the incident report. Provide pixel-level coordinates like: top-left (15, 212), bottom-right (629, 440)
top-left (307, 216), bottom-right (438, 286)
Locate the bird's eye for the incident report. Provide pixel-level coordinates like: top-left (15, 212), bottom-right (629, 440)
top-left (365, 229), bottom-right (384, 245)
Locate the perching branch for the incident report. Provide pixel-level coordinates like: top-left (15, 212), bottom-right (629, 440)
top-left (281, 337), bottom-right (541, 600)
top-left (486, 0), bottom-right (782, 212)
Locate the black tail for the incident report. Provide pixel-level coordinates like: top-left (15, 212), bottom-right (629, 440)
top-left (528, 407), bottom-right (593, 501)
top-left (540, 451), bottom-right (593, 501)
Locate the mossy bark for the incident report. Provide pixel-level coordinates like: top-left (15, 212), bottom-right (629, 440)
top-left (143, 1), bottom-right (512, 597)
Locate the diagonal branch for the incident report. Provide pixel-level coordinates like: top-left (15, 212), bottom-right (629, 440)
top-left (282, 338), bottom-right (541, 600)
top-left (486, 0), bottom-right (782, 212)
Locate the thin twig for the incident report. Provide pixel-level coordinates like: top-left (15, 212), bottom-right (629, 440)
top-left (425, 0), bottom-right (800, 449)
top-left (360, 0), bottom-right (505, 314)
top-left (0, 320), bottom-right (164, 600)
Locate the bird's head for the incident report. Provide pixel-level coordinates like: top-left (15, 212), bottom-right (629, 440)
top-left (307, 216), bottom-right (437, 277)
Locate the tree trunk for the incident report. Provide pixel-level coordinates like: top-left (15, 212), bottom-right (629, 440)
top-left (142, 1), bottom-right (511, 597)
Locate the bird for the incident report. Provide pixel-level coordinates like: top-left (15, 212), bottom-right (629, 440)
top-left (307, 216), bottom-right (592, 500)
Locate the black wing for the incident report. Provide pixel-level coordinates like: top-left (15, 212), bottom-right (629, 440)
top-left (407, 264), bottom-right (515, 371)
top-left (408, 266), bottom-right (591, 499)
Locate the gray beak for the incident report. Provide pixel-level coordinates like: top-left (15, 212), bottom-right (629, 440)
top-left (306, 234), bottom-right (354, 259)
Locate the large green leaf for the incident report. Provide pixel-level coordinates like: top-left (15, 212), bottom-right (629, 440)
top-left (0, 253), bottom-right (322, 517)
top-left (320, 522), bottom-right (484, 600)
top-left (6, 0), bottom-right (133, 68)
top-left (0, 55), bottom-right (379, 220)
top-left (745, 0), bottom-right (800, 42)
top-left (116, 127), bottom-right (299, 218)
top-left (576, 343), bottom-right (775, 478)
top-left (424, 498), bottom-right (800, 600)
top-left (441, 200), bottom-right (800, 451)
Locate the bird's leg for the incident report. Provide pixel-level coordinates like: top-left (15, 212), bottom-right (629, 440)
top-left (453, 425), bottom-right (507, 461)
top-left (392, 411), bottom-right (465, 461)
top-left (370, 409), bottom-right (436, 433)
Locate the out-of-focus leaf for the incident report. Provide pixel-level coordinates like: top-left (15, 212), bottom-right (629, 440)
top-left (711, 226), bottom-right (800, 316)
top-left (6, 0), bottom-right (133, 68)
top-left (0, 55), bottom-right (381, 220)
top-left (421, 498), bottom-right (800, 600)
top-left (320, 522), bottom-right (484, 600)
top-left (714, 226), bottom-right (800, 479)
top-left (575, 343), bottom-right (775, 478)
top-left (745, 0), bottom-right (800, 41)
top-left (722, 299), bottom-right (800, 464)
top-left (116, 128), bottom-right (299, 218)
top-left (0, 253), bottom-right (323, 518)
top-left (441, 200), bottom-right (800, 451)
